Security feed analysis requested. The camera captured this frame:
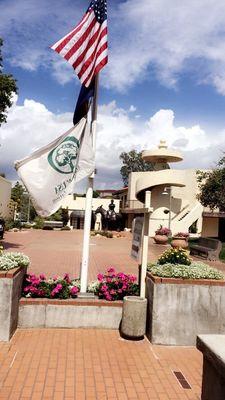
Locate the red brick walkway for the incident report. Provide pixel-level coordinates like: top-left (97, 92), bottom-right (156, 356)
top-left (0, 329), bottom-right (202, 400)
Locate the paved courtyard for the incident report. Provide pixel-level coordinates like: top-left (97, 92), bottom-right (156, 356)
top-left (1, 228), bottom-right (222, 399)
top-left (3, 229), bottom-right (169, 281)
top-left (3, 229), bottom-right (225, 281)
top-left (0, 329), bottom-right (202, 400)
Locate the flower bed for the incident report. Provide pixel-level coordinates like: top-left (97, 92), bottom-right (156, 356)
top-left (148, 248), bottom-right (224, 280)
top-left (0, 251), bottom-right (30, 271)
top-left (23, 273), bottom-right (80, 299)
top-left (22, 268), bottom-right (139, 301)
top-left (89, 267), bottom-right (139, 301)
top-left (147, 262), bottom-right (224, 280)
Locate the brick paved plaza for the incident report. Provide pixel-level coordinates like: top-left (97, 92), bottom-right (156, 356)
top-left (3, 229), bottom-right (225, 281)
top-left (0, 329), bottom-right (202, 400)
top-left (2, 229), bottom-right (224, 399)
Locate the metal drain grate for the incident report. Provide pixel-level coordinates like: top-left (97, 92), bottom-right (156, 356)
top-left (173, 371), bottom-right (191, 389)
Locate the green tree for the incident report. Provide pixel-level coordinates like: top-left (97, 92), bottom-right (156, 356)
top-left (197, 155), bottom-right (225, 211)
top-left (120, 150), bottom-right (154, 187)
top-left (0, 38), bottom-right (17, 125)
top-left (11, 182), bottom-right (25, 212)
top-left (11, 182), bottom-right (37, 220)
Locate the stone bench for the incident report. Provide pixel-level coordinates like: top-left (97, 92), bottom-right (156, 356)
top-left (190, 237), bottom-right (222, 261)
top-left (197, 335), bottom-right (225, 400)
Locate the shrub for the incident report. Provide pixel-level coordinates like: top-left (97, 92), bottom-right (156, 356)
top-left (61, 226), bottom-right (71, 231)
top-left (92, 230), bottom-right (113, 238)
top-left (158, 248), bottom-right (191, 265)
top-left (4, 219), bottom-right (14, 231)
top-left (22, 273), bottom-right (80, 299)
top-left (96, 267), bottom-right (139, 301)
top-left (155, 225), bottom-right (171, 236)
top-left (33, 216), bottom-right (44, 229)
top-left (147, 262), bottom-right (224, 280)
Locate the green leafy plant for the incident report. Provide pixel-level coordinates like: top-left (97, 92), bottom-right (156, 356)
top-left (147, 262), bottom-right (224, 280)
top-left (157, 248), bottom-right (191, 265)
top-left (33, 216), bottom-right (44, 229)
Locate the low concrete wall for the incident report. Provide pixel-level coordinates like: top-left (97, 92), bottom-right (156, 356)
top-left (146, 274), bottom-right (225, 345)
top-left (18, 298), bottom-right (122, 329)
top-left (0, 267), bottom-right (27, 341)
top-left (197, 335), bottom-right (225, 400)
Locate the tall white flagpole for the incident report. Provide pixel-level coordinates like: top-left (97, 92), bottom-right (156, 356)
top-left (80, 75), bottom-right (99, 293)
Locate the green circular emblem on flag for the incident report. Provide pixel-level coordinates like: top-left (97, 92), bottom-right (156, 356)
top-left (48, 136), bottom-right (80, 174)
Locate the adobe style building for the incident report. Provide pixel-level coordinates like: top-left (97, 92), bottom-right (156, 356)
top-left (0, 176), bottom-right (12, 219)
top-left (116, 141), bottom-right (224, 240)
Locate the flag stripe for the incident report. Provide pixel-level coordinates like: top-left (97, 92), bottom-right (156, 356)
top-left (73, 22), bottom-right (107, 73)
top-left (64, 15), bottom-right (98, 62)
top-left (71, 23), bottom-right (102, 70)
top-left (79, 37), bottom-right (108, 83)
top-left (51, 12), bottom-right (90, 53)
top-left (83, 48), bottom-right (108, 87)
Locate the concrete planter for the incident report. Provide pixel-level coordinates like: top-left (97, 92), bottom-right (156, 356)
top-left (18, 298), bottom-right (122, 329)
top-left (0, 267), bottom-right (27, 341)
top-left (171, 237), bottom-right (188, 249)
top-left (121, 296), bottom-right (147, 339)
top-left (146, 272), bottom-right (225, 346)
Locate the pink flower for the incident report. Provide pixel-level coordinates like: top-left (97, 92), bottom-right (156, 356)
top-left (51, 283), bottom-right (63, 297)
top-left (70, 286), bottom-right (79, 296)
top-left (97, 273), bottom-right (104, 282)
top-left (101, 285), bottom-right (108, 292)
top-left (107, 267), bottom-right (115, 274)
top-left (63, 273), bottom-right (71, 283)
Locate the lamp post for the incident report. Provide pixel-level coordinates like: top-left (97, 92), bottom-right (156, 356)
top-left (162, 186), bottom-right (172, 233)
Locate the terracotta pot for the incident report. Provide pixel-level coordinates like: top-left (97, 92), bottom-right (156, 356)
top-left (171, 237), bottom-right (188, 249)
top-left (154, 234), bottom-right (168, 245)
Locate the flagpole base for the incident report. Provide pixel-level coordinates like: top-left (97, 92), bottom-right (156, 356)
top-left (78, 292), bottom-right (96, 299)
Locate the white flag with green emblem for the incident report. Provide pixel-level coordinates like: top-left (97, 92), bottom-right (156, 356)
top-left (15, 118), bottom-right (94, 217)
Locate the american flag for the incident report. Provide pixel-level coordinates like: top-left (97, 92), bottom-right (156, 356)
top-left (51, 0), bottom-right (108, 88)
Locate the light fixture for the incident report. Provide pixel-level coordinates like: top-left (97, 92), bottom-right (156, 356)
top-left (162, 187), bottom-right (169, 195)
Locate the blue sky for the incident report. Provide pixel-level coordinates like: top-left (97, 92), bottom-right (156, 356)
top-left (1, 0), bottom-right (225, 189)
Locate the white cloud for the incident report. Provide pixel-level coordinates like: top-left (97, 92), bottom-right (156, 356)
top-left (1, 97), bottom-right (224, 189)
top-left (2, 0), bottom-right (225, 93)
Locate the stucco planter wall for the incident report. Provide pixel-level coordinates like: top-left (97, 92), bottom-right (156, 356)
top-left (18, 298), bottom-right (122, 329)
top-left (0, 267), bottom-right (27, 341)
top-left (146, 273), bottom-right (225, 346)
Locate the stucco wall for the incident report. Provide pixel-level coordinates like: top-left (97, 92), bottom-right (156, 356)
top-left (60, 195), bottom-right (120, 213)
top-left (202, 217), bottom-right (219, 238)
top-left (0, 177), bottom-right (11, 218)
top-left (146, 276), bottom-right (225, 346)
